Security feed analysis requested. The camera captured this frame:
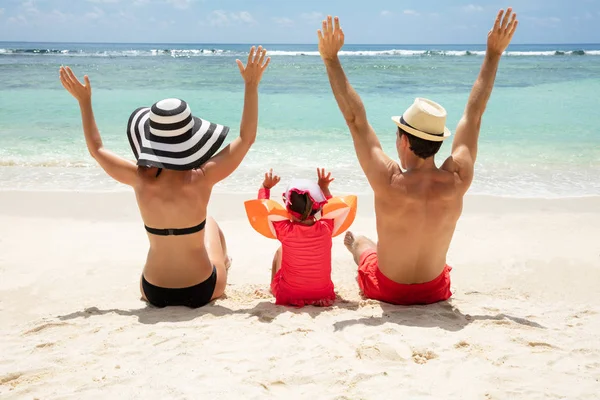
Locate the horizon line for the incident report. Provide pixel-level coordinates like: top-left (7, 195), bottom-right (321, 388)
top-left (1, 41), bottom-right (600, 46)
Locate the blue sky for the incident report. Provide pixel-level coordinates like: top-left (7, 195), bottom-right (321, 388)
top-left (0, 0), bottom-right (599, 44)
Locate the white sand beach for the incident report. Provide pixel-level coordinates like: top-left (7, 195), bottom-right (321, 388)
top-left (1, 190), bottom-right (599, 399)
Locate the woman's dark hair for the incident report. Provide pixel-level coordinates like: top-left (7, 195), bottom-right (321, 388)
top-left (398, 127), bottom-right (443, 159)
top-left (289, 191), bottom-right (318, 221)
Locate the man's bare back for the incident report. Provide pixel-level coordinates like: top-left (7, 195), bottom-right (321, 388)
top-left (319, 9), bottom-right (518, 302)
top-left (365, 163), bottom-right (464, 283)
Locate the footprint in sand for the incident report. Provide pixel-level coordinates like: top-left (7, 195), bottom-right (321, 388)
top-left (258, 380), bottom-right (286, 391)
top-left (0, 372), bottom-right (23, 386)
top-left (35, 342), bottom-right (56, 349)
top-left (412, 349), bottom-right (438, 364)
top-left (527, 341), bottom-right (556, 349)
top-left (250, 310), bottom-right (275, 323)
top-left (23, 321), bottom-right (72, 336)
top-left (0, 370), bottom-right (52, 389)
top-left (356, 343), bottom-right (410, 362)
top-left (280, 328), bottom-right (313, 336)
top-left (510, 337), bottom-right (558, 350)
top-left (253, 289), bottom-right (272, 299)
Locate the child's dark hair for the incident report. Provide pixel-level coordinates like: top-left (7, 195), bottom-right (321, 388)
top-left (289, 192), bottom-right (319, 221)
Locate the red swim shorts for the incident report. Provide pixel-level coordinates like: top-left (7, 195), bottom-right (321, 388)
top-left (357, 249), bottom-right (452, 305)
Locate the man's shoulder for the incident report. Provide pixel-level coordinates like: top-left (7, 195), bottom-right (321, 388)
top-left (439, 155), bottom-right (472, 194)
top-left (440, 155), bottom-right (460, 174)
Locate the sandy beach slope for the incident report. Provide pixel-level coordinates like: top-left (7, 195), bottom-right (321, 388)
top-left (0, 191), bottom-right (599, 399)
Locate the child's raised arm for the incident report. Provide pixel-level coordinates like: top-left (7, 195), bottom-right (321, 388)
top-left (317, 168), bottom-right (334, 199)
top-left (259, 168), bottom-right (280, 199)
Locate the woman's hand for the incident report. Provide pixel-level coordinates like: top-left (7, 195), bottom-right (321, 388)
top-left (262, 168), bottom-right (281, 189)
top-left (59, 66), bottom-right (92, 105)
top-left (203, 46), bottom-right (270, 185)
top-left (58, 66), bottom-right (137, 186)
top-left (236, 46), bottom-right (271, 87)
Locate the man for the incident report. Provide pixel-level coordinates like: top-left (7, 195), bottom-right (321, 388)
top-left (318, 9), bottom-right (518, 305)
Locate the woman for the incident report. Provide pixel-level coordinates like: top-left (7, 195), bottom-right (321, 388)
top-left (59, 46), bottom-right (271, 308)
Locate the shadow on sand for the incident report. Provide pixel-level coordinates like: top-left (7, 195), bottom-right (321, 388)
top-left (56, 295), bottom-right (545, 332)
top-left (332, 301), bottom-right (546, 332)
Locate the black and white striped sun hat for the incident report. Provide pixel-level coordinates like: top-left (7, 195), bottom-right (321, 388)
top-left (127, 98), bottom-right (229, 170)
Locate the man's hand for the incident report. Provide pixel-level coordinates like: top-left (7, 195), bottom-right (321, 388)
top-left (317, 168), bottom-right (335, 193)
top-left (236, 46), bottom-right (270, 87)
top-left (318, 16), bottom-right (344, 61)
top-left (487, 8), bottom-right (518, 57)
top-left (262, 168), bottom-right (281, 189)
top-left (60, 66), bottom-right (92, 105)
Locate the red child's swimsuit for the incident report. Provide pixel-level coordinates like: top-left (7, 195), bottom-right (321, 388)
top-left (259, 188), bottom-right (336, 307)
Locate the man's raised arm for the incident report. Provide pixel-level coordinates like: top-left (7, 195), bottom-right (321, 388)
top-left (450, 8), bottom-right (518, 188)
top-left (319, 16), bottom-right (395, 190)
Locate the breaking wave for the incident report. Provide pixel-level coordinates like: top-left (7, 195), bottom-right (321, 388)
top-left (1, 48), bottom-right (599, 57)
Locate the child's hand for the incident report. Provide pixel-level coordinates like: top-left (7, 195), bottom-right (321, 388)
top-left (317, 168), bottom-right (334, 191)
top-left (262, 169), bottom-right (280, 189)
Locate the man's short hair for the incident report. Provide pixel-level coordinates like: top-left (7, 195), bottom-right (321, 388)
top-left (398, 127), bottom-right (443, 159)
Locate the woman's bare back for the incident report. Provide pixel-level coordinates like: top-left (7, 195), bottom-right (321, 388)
top-left (134, 168), bottom-right (216, 288)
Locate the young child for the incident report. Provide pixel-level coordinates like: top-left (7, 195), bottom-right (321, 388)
top-left (257, 168), bottom-right (338, 307)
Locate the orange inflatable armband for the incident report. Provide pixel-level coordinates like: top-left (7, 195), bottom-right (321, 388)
top-left (244, 199), bottom-right (289, 239)
top-left (245, 195), bottom-right (357, 239)
top-left (321, 195), bottom-right (358, 237)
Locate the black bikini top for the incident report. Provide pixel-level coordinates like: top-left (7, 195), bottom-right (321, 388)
top-left (144, 220), bottom-right (206, 236)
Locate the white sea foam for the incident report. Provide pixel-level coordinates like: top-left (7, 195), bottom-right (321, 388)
top-left (506, 51), bottom-right (556, 56)
top-left (2, 48), bottom-right (599, 57)
top-left (1, 162), bottom-right (599, 198)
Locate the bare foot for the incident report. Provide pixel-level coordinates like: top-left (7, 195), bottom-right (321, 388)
top-left (344, 231), bottom-right (356, 252)
top-left (344, 231), bottom-right (376, 265)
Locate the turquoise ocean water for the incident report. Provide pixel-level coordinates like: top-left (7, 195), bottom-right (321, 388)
top-left (1, 42), bottom-right (599, 197)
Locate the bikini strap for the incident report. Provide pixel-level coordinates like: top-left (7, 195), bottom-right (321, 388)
top-left (144, 220), bottom-right (206, 236)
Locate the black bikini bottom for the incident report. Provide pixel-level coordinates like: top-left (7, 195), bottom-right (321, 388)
top-left (142, 266), bottom-right (217, 308)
